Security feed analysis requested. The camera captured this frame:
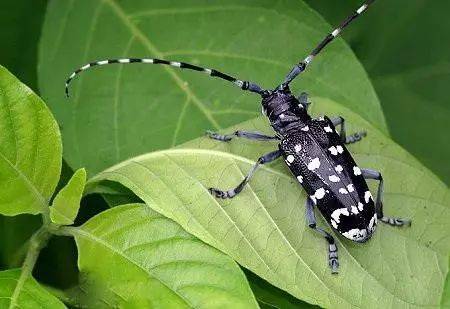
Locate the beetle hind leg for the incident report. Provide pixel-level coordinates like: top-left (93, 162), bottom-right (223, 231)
top-left (362, 168), bottom-right (412, 227)
top-left (305, 198), bottom-right (339, 274)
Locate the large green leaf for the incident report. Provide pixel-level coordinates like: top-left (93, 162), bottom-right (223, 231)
top-left (0, 268), bottom-right (66, 308)
top-left (87, 98), bottom-right (449, 308)
top-left (39, 0), bottom-right (386, 175)
top-left (305, 0), bottom-right (450, 184)
top-left (69, 203), bottom-right (258, 308)
top-left (0, 66), bottom-right (61, 216)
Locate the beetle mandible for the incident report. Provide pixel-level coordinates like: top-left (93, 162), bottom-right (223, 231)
top-left (65, 0), bottom-right (411, 273)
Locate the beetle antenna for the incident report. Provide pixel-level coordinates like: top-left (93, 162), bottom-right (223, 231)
top-left (65, 58), bottom-right (268, 98)
top-left (279, 0), bottom-right (376, 89)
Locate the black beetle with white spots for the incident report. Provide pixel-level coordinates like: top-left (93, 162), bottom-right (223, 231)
top-left (65, 0), bottom-right (411, 274)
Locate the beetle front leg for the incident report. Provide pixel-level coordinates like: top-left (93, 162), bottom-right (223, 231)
top-left (331, 116), bottom-right (367, 145)
top-left (297, 92), bottom-right (311, 110)
top-left (362, 168), bottom-right (412, 227)
top-left (305, 198), bottom-right (339, 274)
top-left (206, 130), bottom-right (279, 142)
top-left (209, 150), bottom-right (282, 199)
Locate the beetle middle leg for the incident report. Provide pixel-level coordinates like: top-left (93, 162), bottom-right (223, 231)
top-left (209, 150), bottom-right (281, 199)
top-left (305, 197), bottom-right (339, 274)
top-left (362, 168), bottom-right (412, 227)
top-left (206, 130), bottom-right (279, 142)
top-left (331, 116), bottom-right (367, 144)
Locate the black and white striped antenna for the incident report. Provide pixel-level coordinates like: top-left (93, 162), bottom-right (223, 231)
top-left (65, 58), bottom-right (267, 98)
top-left (280, 0), bottom-right (376, 89)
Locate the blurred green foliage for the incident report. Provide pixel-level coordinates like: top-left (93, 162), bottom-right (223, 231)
top-left (2, 0), bottom-right (447, 184)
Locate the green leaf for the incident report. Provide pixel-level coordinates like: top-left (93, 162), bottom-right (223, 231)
top-left (0, 65), bottom-right (62, 216)
top-left (50, 168), bottom-right (86, 225)
top-left (305, 0), bottom-right (450, 184)
top-left (39, 0), bottom-right (386, 175)
top-left (0, 268), bottom-right (66, 308)
top-left (87, 97), bottom-right (450, 308)
top-left (69, 203), bottom-right (258, 308)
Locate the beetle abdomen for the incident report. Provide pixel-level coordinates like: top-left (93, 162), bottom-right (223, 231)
top-left (279, 117), bottom-right (377, 242)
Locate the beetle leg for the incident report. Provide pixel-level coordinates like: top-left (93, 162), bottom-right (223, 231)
top-left (206, 130), bottom-right (279, 142)
top-left (305, 197), bottom-right (339, 274)
top-left (331, 116), bottom-right (367, 145)
top-left (297, 92), bottom-right (311, 110)
top-left (362, 168), bottom-right (412, 227)
top-left (209, 150), bottom-right (282, 199)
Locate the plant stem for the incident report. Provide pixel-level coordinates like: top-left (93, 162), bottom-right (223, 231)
top-left (8, 226), bottom-right (52, 309)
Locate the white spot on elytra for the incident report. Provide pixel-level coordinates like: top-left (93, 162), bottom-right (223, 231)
top-left (343, 228), bottom-right (367, 241)
top-left (353, 166), bottom-right (362, 176)
top-left (331, 219), bottom-right (338, 229)
top-left (297, 175), bottom-right (303, 183)
top-left (358, 202), bottom-right (364, 211)
top-left (347, 184), bottom-right (354, 192)
top-left (328, 146), bottom-right (338, 156)
top-left (351, 205), bottom-right (359, 214)
top-left (307, 158), bottom-right (321, 171)
top-left (335, 165), bottom-right (343, 173)
top-left (324, 126), bottom-right (333, 133)
top-left (329, 175), bottom-right (340, 182)
top-left (336, 145), bottom-right (344, 153)
top-left (279, 113), bottom-right (285, 119)
top-left (331, 208), bottom-right (349, 223)
top-left (301, 126), bottom-right (309, 131)
top-left (339, 188), bottom-right (348, 195)
top-left (294, 144), bottom-right (302, 153)
top-left (286, 155), bottom-right (295, 166)
top-left (364, 191), bottom-right (373, 203)
top-left (369, 214), bottom-right (377, 231)
top-left (314, 187), bottom-right (326, 200)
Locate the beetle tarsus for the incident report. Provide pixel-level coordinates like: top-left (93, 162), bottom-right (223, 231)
top-left (380, 216), bottom-right (412, 227)
top-left (345, 131), bottom-right (367, 144)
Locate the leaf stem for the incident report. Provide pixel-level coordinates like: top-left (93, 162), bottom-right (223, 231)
top-left (8, 225), bottom-right (52, 309)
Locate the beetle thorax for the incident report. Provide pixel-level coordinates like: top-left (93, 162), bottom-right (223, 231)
top-left (261, 88), bottom-right (311, 135)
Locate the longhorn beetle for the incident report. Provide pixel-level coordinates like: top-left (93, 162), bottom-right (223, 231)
top-left (65, 0), bottom-right (411, 273)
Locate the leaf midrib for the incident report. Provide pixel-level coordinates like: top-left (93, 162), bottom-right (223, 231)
top-left (0, 151), bottom-right (47, 212)
top-left (90, 148), bottom-right (436, 306)
top-left (104, 0), bottom-right (221, 130)
top-left (163, 152), bottom-right (426, 307)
